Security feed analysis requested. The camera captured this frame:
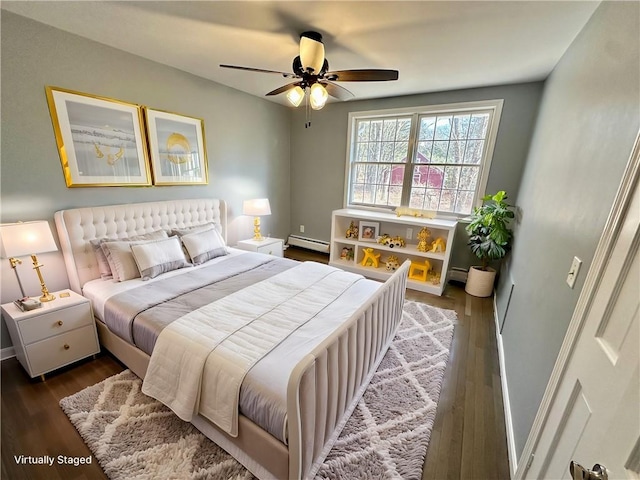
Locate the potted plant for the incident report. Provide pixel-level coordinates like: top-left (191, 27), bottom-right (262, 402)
top-left (465, 190), bottom-right (515, 297)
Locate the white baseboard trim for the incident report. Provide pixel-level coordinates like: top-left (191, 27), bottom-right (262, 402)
top-left (1, 346), bottom-right (16, 361)
top-left (494, 295), bottom-right (518, 478)
top-left (287, 235), bottom-right (330, 253)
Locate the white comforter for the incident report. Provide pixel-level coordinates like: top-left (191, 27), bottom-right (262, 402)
top-left (142, 262), bottom-right (364, 437)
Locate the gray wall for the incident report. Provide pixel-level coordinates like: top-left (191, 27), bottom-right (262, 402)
top-left (289, 83), bottom-right (544, 270)
top-left (498, 1), bottom-right (639, 460)
top-left (0, 12), bottom-right (291, 348)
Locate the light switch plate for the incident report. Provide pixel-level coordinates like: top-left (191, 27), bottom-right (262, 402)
top-left (566, 256), bottom-right (582, 288)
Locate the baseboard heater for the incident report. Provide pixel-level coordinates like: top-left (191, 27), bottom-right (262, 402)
top-left (287, 235), bottom-right (330, 253)
top-left (449, 267), bottom-right (468, 283)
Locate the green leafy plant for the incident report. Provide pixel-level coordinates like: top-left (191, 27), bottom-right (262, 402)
top-left (466, 190), bottom-right (515, 270)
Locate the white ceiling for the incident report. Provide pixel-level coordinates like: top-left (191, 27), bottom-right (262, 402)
top-left (2, 1), bottom-right (600, 106)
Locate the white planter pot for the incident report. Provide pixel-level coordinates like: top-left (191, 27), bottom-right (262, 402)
top-left (465, 266), bottom-right (497, 297)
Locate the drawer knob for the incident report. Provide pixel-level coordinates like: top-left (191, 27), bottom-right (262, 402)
top-left (57, 320), bottom-right (64, 326)
top-left (63, 344), bottom-right (70, 350)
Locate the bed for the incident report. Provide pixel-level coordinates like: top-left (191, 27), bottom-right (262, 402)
top-left (54, 198), bottom-right (409, 480)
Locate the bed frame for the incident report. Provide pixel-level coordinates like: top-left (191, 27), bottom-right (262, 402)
top-left (54, 198), bottom-right (408, 480)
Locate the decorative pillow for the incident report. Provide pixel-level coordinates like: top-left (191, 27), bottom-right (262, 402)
top-left (130, 236), bottom-right (191, 280)
top-left (170, 222), bottom-right (217, 237)
top-left (91, 230), bottom-right (168, 279)
top-left (180, 227), bottom-right (228, 265)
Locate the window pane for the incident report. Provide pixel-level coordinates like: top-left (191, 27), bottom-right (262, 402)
top-left (357, 121), bottom-right (370, 142)
top-left (352, 183), bottom-right (364, 203)
top-left (463, 140), bottom-right (484, 164)
top-left (382, 119), bottom-right (397, 141)
top-left (439, 190), bottom-right (456, 212)
top-left (434, 116), bottom-right (452, 140)
top-left (368, 142), bottom-right (381, 162)
top-left (376, 185), bottom-right (389, 205)
top-left (356, 142), bottom-right (368, 162)
top-left (469, 113), bottom-right (489, 138)
top-left (451, 115), bottom-right (471, 140)
top-left (425, 189), bottom-right (441, 210)
top-left (409, 188), bottom-right (425, 209)
top-left (443, 166), bottom-right (461, 189)
top-left (390, 165), bottom-right (405, 185)
top-left (432, 141), bottom-right (449, 163)
top-left (416, 141), bottom-right (432, 163)
top-left (393, 143), bottom-right (409, 162)
top-left (369, 120), bottom-right (383, 141)
top-left (389, 186), bottom-right (402, 206)
top-left (447, 140), bottom-right (466, 164)
top-left (397, 119), bottom-right (411, 141)
top-left (426, 165), bottom-right (443, 188)
top-left (455, 190), bottom-right (474, 214)
top-left (459, 166), bottom-right (479, 190)
top-left (381, 142), bottom-right (395, 162)
top-left (419, 116), bottom-right (436, 140)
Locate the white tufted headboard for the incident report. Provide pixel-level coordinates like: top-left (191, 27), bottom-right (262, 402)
top-left (54, 198), bottom-right (227, 293)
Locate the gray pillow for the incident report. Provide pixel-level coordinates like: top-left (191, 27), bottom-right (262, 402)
top-left (131, 236), bottom-right (191, 280)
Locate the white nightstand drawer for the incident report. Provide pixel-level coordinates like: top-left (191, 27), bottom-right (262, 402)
top-left (256, 240), bottom-right (284, 257)
top-left (25, 325), bottom-right (99, 376)
top-left (18, 302), bottom-right (92, 344)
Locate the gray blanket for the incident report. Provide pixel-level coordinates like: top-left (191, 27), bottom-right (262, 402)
top-left (103, 253), bottom-right (298, 355)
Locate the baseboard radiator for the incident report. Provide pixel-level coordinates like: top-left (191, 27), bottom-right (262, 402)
top-left (287, 235), bottom-right (330, 253)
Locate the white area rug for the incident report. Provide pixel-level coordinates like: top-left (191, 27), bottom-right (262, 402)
top-left (60, 301), bottom-right (455, 479)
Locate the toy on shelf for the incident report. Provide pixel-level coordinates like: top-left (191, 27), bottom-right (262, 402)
top-left (394, 207), bottom-right (436, 219)
top-left (376, 233), bottom-right (391, 246)
top-left (416, 227), bottom-right (432, 252)
top-left (340, 247), bottom-right (354, 261)
top-left (428, 272), bottom-right (442, 285)
top-left (345, 221), bottom-right (358, 239)
top-left (430, 237), bottom-right (446, 253)
top-left (384, 255), bottom-right (400, 271)
top-left (408, 260), bottom-right (432, 282)
top-left (360, 248), bottom-right (381, 268)
top-left (389, 235), bottom-right (406, 248)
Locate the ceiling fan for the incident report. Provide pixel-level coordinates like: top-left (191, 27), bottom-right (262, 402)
top-left (220, 31), bottom-right (399, 111)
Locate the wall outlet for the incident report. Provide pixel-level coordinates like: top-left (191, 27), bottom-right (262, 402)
top-left (406, 228), bottom-right (413, 240)
top-left (299, 225), bottom-right (305, 233)
top-left (566, 256), bottom-right (582, 289)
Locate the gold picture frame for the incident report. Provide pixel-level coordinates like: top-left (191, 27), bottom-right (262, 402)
top-left (144, 108), bottom-right (208, 185)
top-left (45, 86), bottom-right (151, 187)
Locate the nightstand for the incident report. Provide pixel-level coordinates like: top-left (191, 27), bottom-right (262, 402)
top-left (236, 237), bottom-right (285, 257)
top-left (1, 290), bottom-right (100, 380)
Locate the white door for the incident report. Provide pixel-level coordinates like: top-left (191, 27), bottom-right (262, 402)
top-left (519, 138), bottom-right (640, 480)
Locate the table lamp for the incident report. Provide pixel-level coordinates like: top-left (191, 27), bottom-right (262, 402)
top-left (0, 221), bottom-right (59, 302)
top-left (242, 198), bottom-right (271, 241)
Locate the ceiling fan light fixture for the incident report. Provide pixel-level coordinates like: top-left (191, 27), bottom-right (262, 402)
top-left (309, 83), bottom-right (328, 110)
top-left (286, 86), bottom-right (305, 107)
top-left (299, 32), bottom-right (325, 74)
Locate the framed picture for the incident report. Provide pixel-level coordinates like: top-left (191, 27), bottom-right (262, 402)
top-left (45, 86), bottom-right (151, 187)
top-left (144, 108), bottom-right (208, 185)
top-left (359, 221), bottom-right (380, 242)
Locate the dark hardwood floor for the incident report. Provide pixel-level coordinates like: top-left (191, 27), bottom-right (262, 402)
top-left (1, 246), bottom-right (510, 479)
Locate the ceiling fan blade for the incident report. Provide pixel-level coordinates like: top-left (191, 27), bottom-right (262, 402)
top-left (220, 64), bottom-right (297, 79)
top-left (325, 69), bottom-right (399, 82)
top-left (322, 81), bottom-right (355, 101)
top-left (265, 82), bottom-right (301, 96)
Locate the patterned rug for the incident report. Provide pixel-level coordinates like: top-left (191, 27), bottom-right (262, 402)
top-left (60, 301), bottom-right (455, 480)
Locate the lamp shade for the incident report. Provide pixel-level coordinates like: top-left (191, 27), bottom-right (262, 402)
top-left (300, 33), bottom-right (325, 74)
top-left (0, 221), bottom-right (58, 258)
top-left (286, 86), bottom-right (305, 107)
top-left (310, 83), bottom-right (328, 110)
top-left (242, 198), bottom-right (271, 217)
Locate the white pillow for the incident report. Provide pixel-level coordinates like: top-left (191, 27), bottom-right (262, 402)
top-left (91, 230), bottom-right (168, 279)
top-left (101, 236), bottom-right (167, 282)
top-left (180, 227), bottom-right (228, 265)
top-left (131, 236), bottom-right (191, 280)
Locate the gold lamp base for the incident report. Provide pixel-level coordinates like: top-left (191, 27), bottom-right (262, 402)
top-left (252, 217), bottom-right (264, 241)
top-left (31, 254), bottom-right (55, 302)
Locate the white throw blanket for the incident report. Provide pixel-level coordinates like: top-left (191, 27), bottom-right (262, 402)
top-left (142, 262), bottom-right (364, 436)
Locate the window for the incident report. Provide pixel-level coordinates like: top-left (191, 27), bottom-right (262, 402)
top-left (345, 100), bottom-right (503, 216)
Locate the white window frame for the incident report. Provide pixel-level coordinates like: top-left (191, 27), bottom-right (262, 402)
top-left (343, 99), bottom-right (504, 217)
